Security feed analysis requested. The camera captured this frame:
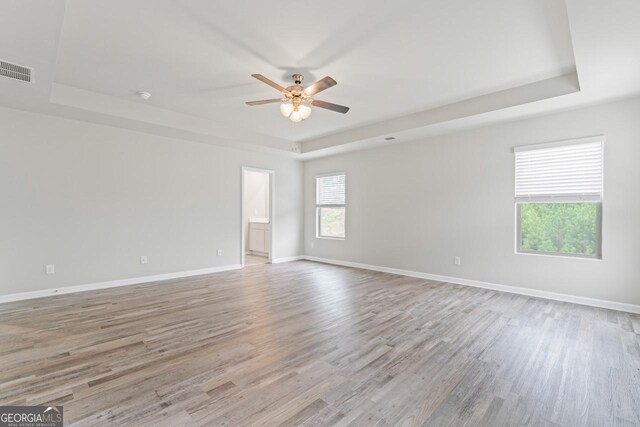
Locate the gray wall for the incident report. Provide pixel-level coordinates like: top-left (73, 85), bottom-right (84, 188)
top-left (2, 97), bottom-right (639, 306)
top-left (0, 107), bottom-right (303, 295)
top-left (304, 97), bottom-right (640, 306)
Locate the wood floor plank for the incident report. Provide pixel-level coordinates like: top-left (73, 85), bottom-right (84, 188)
top-left (0, 260), bottom-right (638, 426)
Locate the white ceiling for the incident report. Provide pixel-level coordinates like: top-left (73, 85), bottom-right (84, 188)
top-left (0, 0), bottom-right (639, 158)
top-left (54, 0), bottom-right (575, 141)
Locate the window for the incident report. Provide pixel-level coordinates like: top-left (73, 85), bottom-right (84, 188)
top-left (316, 173), bottom-right (346, 239)
top-left (514, 136), bottom-right (603, 258)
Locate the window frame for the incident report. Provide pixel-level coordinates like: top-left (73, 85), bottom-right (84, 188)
top-left (315, 172), bottom-right (346, 240)
top-left (513, 136), bottom-right (604, 260)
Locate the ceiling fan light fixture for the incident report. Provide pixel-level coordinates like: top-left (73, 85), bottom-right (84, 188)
top-left (299, 104), bottom-right (311, 120)
top-left (280, 102), bottom-right (294, 117)
top-left (289, 109), bottom-right (303, 122)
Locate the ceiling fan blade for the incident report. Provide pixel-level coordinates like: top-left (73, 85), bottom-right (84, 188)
top-left (310, 99), bottom-right (349, 114)
top-left (304, 76), bottom-right (337, 96)
top-left (245, 99), bottom-right (284, 106)
top-left (251, 74), bottom-right (286, 93)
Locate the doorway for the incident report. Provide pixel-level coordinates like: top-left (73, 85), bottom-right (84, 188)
top-left (241, 167), bottom-right (274, 267)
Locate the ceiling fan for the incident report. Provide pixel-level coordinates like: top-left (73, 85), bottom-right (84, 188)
top-left (246, 73), bottom-right (349, 122)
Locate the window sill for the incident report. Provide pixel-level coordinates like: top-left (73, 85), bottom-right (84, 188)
top-left (316, 236), bottom-right (345, 241)
top-left (515, 251), bottom-right (602, 261)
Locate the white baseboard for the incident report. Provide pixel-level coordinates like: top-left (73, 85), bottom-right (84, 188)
top-left (303, 256), bottom-right (640, 314)
top-left (0, 264), bottom-right (242, 304)
top-left (3, 256), bottom-right (638, 315)
top-left (272, 255), bottom-right (305, 264)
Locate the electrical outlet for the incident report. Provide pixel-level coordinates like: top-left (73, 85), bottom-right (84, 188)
top-left (217, 249), bottom-right (223, 256)
top-left (45, 264), bottom-right (55, 274)
top-left (311, 242), bottom-right (315, 249)
top-left (454, 256), bottom-right (461, 265)
top-left (140, 256), bottom-right (148, 265)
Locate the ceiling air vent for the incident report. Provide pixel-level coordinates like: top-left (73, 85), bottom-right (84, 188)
top-left (0, 60), bottom-right (32, 83)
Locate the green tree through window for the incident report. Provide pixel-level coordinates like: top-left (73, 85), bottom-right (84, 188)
top-left (519, 203), bottom-right (599, 256)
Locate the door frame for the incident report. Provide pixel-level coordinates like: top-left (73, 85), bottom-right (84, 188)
top-left (241, 166), bottom-right (275, 267)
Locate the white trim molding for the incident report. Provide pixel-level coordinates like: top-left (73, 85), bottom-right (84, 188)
top-left (303, 256), bottom-right (640, 314)
top-left (0, 264), bottom-right (242, 304)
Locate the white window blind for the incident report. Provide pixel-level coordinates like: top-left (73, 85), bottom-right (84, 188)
top-left (514, 137), bottom-right (603, 202)
top-left (317, 174), bottom-right (346, 205)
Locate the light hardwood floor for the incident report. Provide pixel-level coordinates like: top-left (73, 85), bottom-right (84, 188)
top-left (244, 254), bottom-right (269, 266)
top-left (1, 261), bottom-right (639, 426)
